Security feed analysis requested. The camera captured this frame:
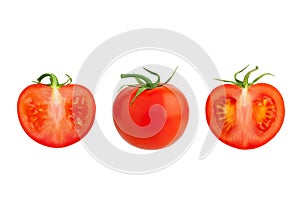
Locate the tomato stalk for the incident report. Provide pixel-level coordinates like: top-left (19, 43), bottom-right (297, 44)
top-left (120, 67), bottom-right (178, 104)
top-left (33, 73), bottom-right (72, 88)
top-left (215, 65), bottom-right (274, 88)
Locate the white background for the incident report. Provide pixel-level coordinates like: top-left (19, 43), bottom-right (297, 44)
top-left (0, 0), bottom-right (298, 199)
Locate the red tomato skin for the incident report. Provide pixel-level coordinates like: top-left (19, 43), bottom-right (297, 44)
top-left (206, 83), bottom-right (285, 149)
top-left (113, 84), bottom-right (189, 150)
top-left (17, 84), bottom-right (96, 148)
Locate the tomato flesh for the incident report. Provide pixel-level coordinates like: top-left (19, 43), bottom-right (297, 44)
top-left (206, 83), bottom-right (284, 149)
top-left (18, 84), bottom-right (96, 148)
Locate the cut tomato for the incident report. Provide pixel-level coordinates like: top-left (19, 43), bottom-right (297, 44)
top-left (206, 66), bottom-right (285, 149)
top-left (17, 73), bottom-right (96, 148)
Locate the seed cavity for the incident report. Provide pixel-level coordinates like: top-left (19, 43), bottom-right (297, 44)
top-left (253, 96), bottom-right (276, 131)
top-left (65, 95), bottom-right (89, 131)
top-left (214, 97), bottom-right (237, 134)
top-left (25, 99), bottom-right (48, 130)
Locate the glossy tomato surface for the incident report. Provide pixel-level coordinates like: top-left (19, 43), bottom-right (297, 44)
top-left (206, 83), bottom-right (284, 149)
top-left (18, 84), bottom-right (96, 148)
top-left (113, 84), bottom-right (189, 150)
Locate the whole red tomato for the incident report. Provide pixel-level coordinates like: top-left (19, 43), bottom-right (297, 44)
top-left (113, 67), bottom-right (189, 150)
top-left (206, 65), bottom-right (285, 149)
top-left (17, 73), bottom-right (96, 148)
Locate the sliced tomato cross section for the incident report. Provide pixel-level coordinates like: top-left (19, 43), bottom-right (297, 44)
top-left (206, 66), bottom-right (285, 149)
top-left (18, 73), bottom-right (96, 148)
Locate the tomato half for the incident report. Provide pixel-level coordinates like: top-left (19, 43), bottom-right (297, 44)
top-left (113, 67), bottom-right (189, 150)
top-left (206, 66), bottom-right (285, 149)
top-left (17, 74), bottom-right (96, 148)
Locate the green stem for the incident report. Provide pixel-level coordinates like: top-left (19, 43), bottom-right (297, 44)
top-left (119, 67), bottom-right (178, 104)
top-left (216, 65), bottom-right (274, 88)
top-left (143, 67), bottom-right (160, 85)
top-left (162, 66), bottom-right (178, 85)
top-left (234, 64), bottom-right (249, 84)
top-left (242, 66), bottom-right (259, 87)
top-left (121, 73), bottom-right (154, 87)
top-left (33, 73), bottom-right (72, 88)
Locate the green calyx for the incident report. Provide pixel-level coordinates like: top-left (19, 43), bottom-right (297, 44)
top-left (120, 67), bottom-right (178, 104)
top-left (215, 65), bottom-right (274, 88)
top-left (33, 73), bottom-right (72, 88)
